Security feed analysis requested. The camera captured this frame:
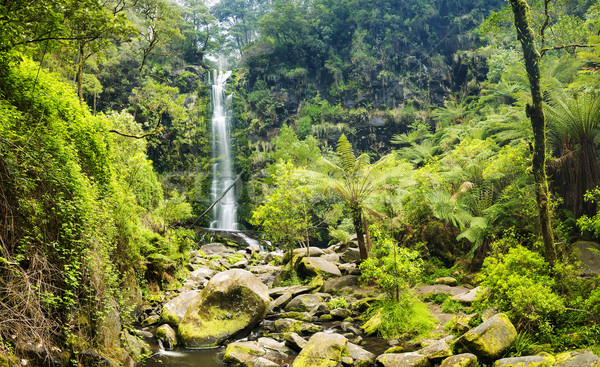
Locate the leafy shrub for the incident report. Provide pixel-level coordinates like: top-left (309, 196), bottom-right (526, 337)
top-left (359, 225), bottom-right (423, 301)
top-left (475, 244), bottom-right (564, 331)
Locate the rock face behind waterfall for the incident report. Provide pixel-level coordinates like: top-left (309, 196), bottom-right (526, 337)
top-left (178, 269), bottom-right (270, 348)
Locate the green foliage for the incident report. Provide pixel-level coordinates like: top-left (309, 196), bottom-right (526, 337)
top-left (363, 296), bottom-right (436, 340)
top-left (251, 161), bottom-right (316, 253)
top-left (359, 225), bottom-right (423, 301)
top-left (475, 244), bottom-right (564, 332)
top-left (328, 297), bottom-right (348, 310)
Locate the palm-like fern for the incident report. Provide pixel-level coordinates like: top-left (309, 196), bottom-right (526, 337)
top-left (547, 91), bottom-right (600, 217)
top-left (300, 134), bottom-right (414, 259)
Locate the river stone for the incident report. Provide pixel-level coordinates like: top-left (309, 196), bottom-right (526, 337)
top-left (446, 313), bottom-right (477, 335)
top-left (555, 350), bottom-right (600, 366)
top-left (270, 285), bottom-right (313, 298)
top-left (178, 269), bottom-right (270, 348)
top-left (271, 292), bottom-right (293, 311)
top-left (161, 290), bottom-right (199, 326)
top-left (286, 294), bottom-right (326, 312)
top-left (290, 332), bottom-right (349, 367)
top-left (323, 275), bottom-right (359, 293)
top-left (188, 266), bottom-right (217, 283)
top-left (340, 248), bottom-right (361, 263)
top-left (223, 341), bottom-right (279, 367)
top-left (439, 353), bottom-right (478, 367)
top-left (414, 285), bottom-right (470, 297)
top-left (285, 332), bottom-right (307, 352)
top-left (418, 336), bottom-right (453, 361)
top-left (456, 313), bottom-right (517, 362)
top-left (493, 353), bottom-right (555, 366)
top-left (201, 243), bottom-right (235, 255)
top-left (330, 308), bottom-right (352, 319)
top-left (276, 311), bottom-right (313, 322)
top-left (273, 318), bottom-right (323, 335)
top-left (376, 352), bottom-right (431, 367)
top-left (348, 342), bottom-right (375, 367)
top-left (452, 287), bottom-right (482, 304)
top-left (338, 263), bottom-right (360, 275)
top-left (298, 257), bottom-right (341, 278)
top-left (293, 247), bottom-right (325, 257)
top-left (155, 324), bottom-right (177, 349)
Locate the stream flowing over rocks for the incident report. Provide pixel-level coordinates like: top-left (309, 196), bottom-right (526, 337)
top-left (137, 239), bottom-right (600, 367)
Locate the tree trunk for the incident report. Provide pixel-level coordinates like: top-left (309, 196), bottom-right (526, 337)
top-left (509, 0), bottom-right (557, 265)
top-left (351, 203), bottom-right (368, 260)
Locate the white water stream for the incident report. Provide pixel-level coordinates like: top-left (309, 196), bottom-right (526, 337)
top-left (209, 69), bottom-right (237, 230)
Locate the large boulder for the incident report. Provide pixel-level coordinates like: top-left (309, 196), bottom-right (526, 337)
top-left (290, 332), bottom-right (349, 367)
top-left (161, 290), bottom-right (199, 326)
top-left (178, 269), bottom-right (270, 348)
top-left (298, 257), bottom-right (341, 278)
top-left (376, 352), bottom-right (431, 367)
top-left (456, 313), bottom-right (517, 362)
top-left (555, 350), bottom-right (600, 366)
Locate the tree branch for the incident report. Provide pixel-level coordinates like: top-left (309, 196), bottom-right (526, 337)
top-left (188, 171), bottom-right (244, 229)
top-left (107, 127), bottom-right (163, 139)
top-left (540, 43), bottom-right (595, 56)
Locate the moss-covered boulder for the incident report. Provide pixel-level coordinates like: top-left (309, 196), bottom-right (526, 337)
top-left (439, 353), bottom-right (478, 367)
top-left (286, 294), bottom-right (327, 312)
top-left (455, 313), bottom-right (516, 362)
top-left (223, 341), bottom-right (278, 367)
top-left (161, 290), bottom-right (199, 326)
top-left (493, 353), bottom-right (555, 366)
top-left (418, 336), bottom-right (453, 362)
top-left (178, 269), bottom-right (270, 348)
top-left (376, 352), bottom-right (431, 367)
top-left (290, 332), bottom-right (349, 367)
top-left (348, 342), bottom-right (375, 367)
top-left (155, 324), bottom-right (178, 349)
top-left (274, 318), bottom-right (323, 335)
top-left (555, 350), bottom-right (600, 366)
top-left (298, 257), bottom-right (341, 279)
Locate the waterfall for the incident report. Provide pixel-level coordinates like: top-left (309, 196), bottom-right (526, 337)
top-left (209, 69), bottom-right (237, 230)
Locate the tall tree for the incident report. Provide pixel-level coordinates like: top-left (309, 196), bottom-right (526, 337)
top-left (509, 0), bottom-right (556, 264)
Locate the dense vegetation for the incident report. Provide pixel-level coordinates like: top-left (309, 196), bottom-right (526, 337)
top-left (1, 0), bottom-right (600, 364)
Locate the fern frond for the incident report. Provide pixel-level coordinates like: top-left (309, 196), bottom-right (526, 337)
top-left (336, 134), bottom-right (356, 174)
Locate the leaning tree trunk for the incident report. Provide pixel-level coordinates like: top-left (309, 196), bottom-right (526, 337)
top-left (509, 0), bottom-right (557, 265)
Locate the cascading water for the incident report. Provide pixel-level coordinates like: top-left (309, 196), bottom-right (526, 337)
top-left (209, 69), bottom-right (237, 230)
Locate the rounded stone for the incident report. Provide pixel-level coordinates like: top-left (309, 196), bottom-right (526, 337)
top-left (178, 269), bottom-right (270, 348)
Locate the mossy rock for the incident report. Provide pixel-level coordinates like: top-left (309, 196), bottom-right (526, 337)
top-left (554, 350), bottom-right (600, 367)
top-left (178, 269), bottom-right (270, 348)
top-left (223, 341), bottom-right (279, 367)
top-left (290, 332), bottom-right (349, 367)
top-left (161, 290), bottom-right (199, 326)
top-left (277, 311), bottom-right (313, 322)
top-left (493, 353), bottom-right (555, 367)
top-left (298, 257), bottom-right (341, 279)
top-left (274, 318), bottom-right (323, 335)
top-left (439, 353), bottom-right (479, 367)
top-left (376, 352), bottom-right (431, 367)
top-left (155, 324), bottom-right (178, 349)
top-left (455, 313), bottom-right (516, 362)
